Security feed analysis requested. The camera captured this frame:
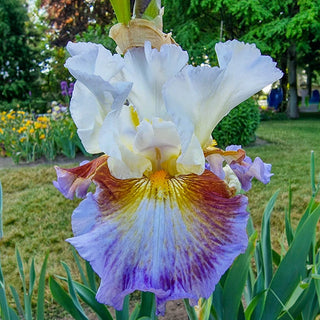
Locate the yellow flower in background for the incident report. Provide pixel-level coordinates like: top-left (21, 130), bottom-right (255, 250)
top-left (12, 128), bottom-right (16, 131)
top-left (0, 128), bottom-right (3, 134)
top-left (37, 116), bottom-right (50, 122)
top-left (34, 122), bottom-right (48, 129)
top-left (1, 116), bottom-right (5, 122)
top-left (20, 137), bottom-right (26, 142)
top-left (34, 122), bottom-right (42, 129)
top-left (25, 120), bottom-right (32, 126)
top-left (18, 127), bottom-right (27, 134)
top-left (39, 134), bottom-right (46, 140)
top-left (7, 114), bottom-right (15, 120)
top-left (29, 128), bottom-right (35, 134)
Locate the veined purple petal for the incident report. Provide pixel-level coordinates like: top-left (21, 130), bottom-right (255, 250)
top-left (53, 155), bottom-right (108, 200)
top-left (226, 145), bottom-right (273, 191)
top-left (54, 166), bottom-right (91, 200)
top-left (64, 162), bottom-right (249, 315)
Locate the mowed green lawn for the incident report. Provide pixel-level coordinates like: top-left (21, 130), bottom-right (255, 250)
top-left (246, 113), bottom-right (320, 242)
top-left (0, 113), bottom-right (319, 295)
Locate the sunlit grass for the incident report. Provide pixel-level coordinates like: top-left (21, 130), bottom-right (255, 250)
top-left (0, 114), bottom-right (319, 317)
top-left (246, 113), bottom-right (320, 247)
top-left (0, 163), bottom-right (82, 319)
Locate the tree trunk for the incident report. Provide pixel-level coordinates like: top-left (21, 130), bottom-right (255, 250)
top-left (306, 64), bottom-right (312, 97)
top-left (279, 55), bottom-right (288, 113)
top-left (287, 43), bottom-right (299, 119)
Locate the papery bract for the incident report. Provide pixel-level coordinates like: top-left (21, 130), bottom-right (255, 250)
top-left (55, 38), bottom-right (282, 314)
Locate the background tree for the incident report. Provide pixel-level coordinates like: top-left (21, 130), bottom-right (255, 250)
top-left (37, 0), bottom-right (117, 108)
top-left (40, 0), bottom-right (115, 47)
top-left (0, 0), bottom-right (42, 108)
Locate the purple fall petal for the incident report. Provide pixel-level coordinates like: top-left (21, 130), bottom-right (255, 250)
top-left (227, 145), bottom-right (273, 191)
top-left (65, 164), bottom-right (249, 315)
top-left (53, 166), bottom-right (91, 199)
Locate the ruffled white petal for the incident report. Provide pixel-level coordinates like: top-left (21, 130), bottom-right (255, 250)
top-left (65, 40), bottom-right (282, 178)
top-left (213, 40), bottom-right (283, 125)
top-left (163, 65), bottom-right (222, 150)
top-left (99, 105), bottom-right (187, 178)
top-left (164, 40), bottom-right (283, 149)
top-left (70, 80), bottom-right (132, 153)
top-left (121, 42), bottom-right (188, 119)
top-left (66, 42), bottom-right (124, 81)
top-left (65, 42), bottom-right (133, 154)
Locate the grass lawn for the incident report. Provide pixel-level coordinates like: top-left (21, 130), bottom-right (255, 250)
top-left (246, 113), bottom-right (320, 244)
top-left (0, 113), bottom-right (319, 316)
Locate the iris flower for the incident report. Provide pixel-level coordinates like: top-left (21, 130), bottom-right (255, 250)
top-left (54, 38), bottom-right (282, 314)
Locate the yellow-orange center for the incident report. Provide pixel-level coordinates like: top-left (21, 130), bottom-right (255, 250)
top-left (149, 170), bottom-right (169, 189)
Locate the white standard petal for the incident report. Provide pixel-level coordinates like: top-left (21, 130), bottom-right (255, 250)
top-left (70, 80), bottom-right (132, 154)
top-left (164, 40), bottom-right (283, 149)
top-left (121, 42), bottom-right (188, 119)
top-left (164, 65), bottom-right (222, 151)
top-left (213, 40), bottom-right (283, 125)
top-left (98, 106), bottom-right (152, 179)
top-left (65, 42), bottom-right (132, 154)
top-left (66, 41), bottom-right (124, 81)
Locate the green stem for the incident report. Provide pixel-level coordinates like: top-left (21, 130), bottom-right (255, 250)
top-left (110, 0), bottom-right (131, 24)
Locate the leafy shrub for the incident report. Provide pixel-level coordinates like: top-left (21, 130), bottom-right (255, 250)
top-left (212, 98), bottom-right (260, 148)
top-left (0, 97), bottom-right (49, 114)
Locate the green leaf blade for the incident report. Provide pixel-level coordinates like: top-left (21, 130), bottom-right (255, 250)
top-left (261, 205), bottom-right (320, 319)
top-left (0, 181), bottom-right (3, 239)
top-left (36, 254), bottom-right (48, 320)
top-left (261, 191), bottom-right (279, 288)
top-left (61, 261), bottom-right (88, 319)
top-left (116, 294), bottom-right (130, 320)
top-left (49, 276), bottom-right (88, 320)
top-left (0, 280), bottom-right (10, 320)
top-left (222, 232), bottom-right (257, 319)
top-left (72, 281), bottom-right (113, 320)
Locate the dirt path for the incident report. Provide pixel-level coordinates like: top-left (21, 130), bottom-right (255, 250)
top-left (0, 153), bottom-right (92, 169)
